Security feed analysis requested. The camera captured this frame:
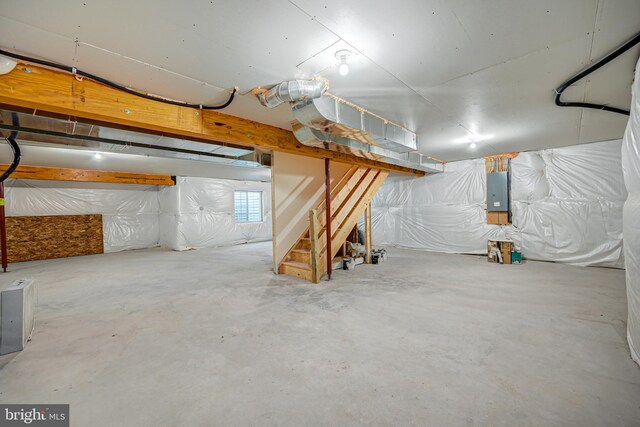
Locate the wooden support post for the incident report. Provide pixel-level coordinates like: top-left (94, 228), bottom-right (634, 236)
top-left (0, 181), bottom-right (6, 272)
top-left (308, 209), bottom-right (321, 284)
top-left (365, 202), bottom-right (372, 264)
top-left (325, 158), bottom-right (332, 280)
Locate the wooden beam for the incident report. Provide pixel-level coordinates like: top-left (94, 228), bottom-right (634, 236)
top-left (484, 152), bottom-right (519, 160)
top-left (0, 164), bottom-right (175, 186)
top-left (0, 64), bottom-right (424, 176)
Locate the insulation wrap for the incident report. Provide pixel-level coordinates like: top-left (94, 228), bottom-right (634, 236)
top-left (622, 57), bottom-right (640, 365)
top-left (5, 180), bottom-right (160, 253)
top-left (159, 177), bottom-right (272, 251)
top-left (5, 176), bottom-right (273, 254)
top-left (371, 139), bottom-right (626, 268)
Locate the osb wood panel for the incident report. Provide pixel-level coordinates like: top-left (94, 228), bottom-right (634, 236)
top-left (6, 214), bottom-right (104, 263)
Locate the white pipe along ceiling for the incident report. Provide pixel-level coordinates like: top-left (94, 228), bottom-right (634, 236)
top-left (0, 0), bottom-right (639, 162)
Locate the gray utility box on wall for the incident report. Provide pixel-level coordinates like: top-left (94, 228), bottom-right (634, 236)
top-left (487, 172), bottom-right (510, 212)
top-left (0, 279), bottom-right (37, 355)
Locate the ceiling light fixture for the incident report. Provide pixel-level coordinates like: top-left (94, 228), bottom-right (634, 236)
top-left (335, 49), bottom-right (351, 76)
top-left (93, 152), bottom-right (103, 160)
top-left (0, 54), bottom-right (17, 75)
top-left (454, 134), bottom-right (493, 147)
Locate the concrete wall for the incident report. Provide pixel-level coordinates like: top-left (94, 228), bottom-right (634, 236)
top-left (271, 152), bottom-right (351, 270)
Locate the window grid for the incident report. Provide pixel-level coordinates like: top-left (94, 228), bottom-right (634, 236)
top-left (234, 191), bottom-right (263, 223)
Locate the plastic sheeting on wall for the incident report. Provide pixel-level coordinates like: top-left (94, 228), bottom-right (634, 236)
top-left (371, 159), bottom-right (504, 254)
top-left (159, 177), bottom-right (272, 251)
top-left (371, 139), bottom-right (626, 268)
top-left (5, 180), bottom-right (160, 252)
top-left (622, 57), bottom-right (640, 366)
top-left (507, 140), bottom-right (626, 267)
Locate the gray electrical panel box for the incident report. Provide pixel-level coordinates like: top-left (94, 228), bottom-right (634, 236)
top-left (487, 172), bottom-right (509, 212)
top-left (0, 279), bottom-right (37, 355)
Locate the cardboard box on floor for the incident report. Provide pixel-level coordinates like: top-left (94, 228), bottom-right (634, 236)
top-left (488, 239), bottom-right (512, 264)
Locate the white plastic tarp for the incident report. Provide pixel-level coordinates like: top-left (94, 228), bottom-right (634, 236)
top-left (371, 139), bottom-right (626, 268)
top-left (5, 180), bottom-right (160, 252)
top-left (507, 140), bottom-right (626, 267)
top-left (622, 57), bottom-right (640, 365)
top-left (371, 159), bottom-right (503, 253)
top-left (4, 176), bottom-right (272, 255)
top-left (159, 177), bottom-right (272, 251)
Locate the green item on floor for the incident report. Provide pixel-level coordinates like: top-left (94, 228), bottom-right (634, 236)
top-left (512, 251), bottom-right (522, 264)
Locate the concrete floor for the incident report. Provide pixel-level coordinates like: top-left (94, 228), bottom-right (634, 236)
top-left (0, 242), bottom-right (638, 426)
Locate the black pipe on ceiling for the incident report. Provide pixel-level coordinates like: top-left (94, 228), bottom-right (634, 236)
top-left (0, 48), bottom-right (237, 110)
top-left (0, 123), bottom-right (252, 162)
top-left (0, 112), bottom-right (22, 182)
top-left (554, 30), bottom-right (640, 116)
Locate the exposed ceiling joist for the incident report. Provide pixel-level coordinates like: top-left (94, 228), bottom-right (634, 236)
top-left (0, 65), bottom-right (425, 176)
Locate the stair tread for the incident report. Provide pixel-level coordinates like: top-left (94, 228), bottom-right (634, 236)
top-left (281, 261), bottom-right (312, 271)
top-left (291, 248), bottom-right (310, 254)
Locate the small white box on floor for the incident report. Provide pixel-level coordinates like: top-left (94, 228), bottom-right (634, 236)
top-left (0, 279), bottom-right (37, 355)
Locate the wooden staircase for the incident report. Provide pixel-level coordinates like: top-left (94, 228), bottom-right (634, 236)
top-left (279, 165), bottom-right (388, 282)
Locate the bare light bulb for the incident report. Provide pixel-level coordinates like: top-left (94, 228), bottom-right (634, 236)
top-left (338, 62), bottom-right (349, 76)
top-left (0, 55), bottom-right (17, 75)
top-left (335, 49), bottom-right (352, 76)
top-left (93, 152), bottom-right (103, 160)
top-left (469, 141), bottom-right (477, 149)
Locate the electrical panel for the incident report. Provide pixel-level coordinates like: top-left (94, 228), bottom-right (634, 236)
top-left (487, 172), bottom-right (510, 212)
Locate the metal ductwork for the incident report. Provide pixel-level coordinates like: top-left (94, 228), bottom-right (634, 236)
top-left (292, 96), bottom-right (417, 153)
top-left (258, 79), bottom-right (328, 108)
top-left (255, 80), bottom-right (442, 173)
top-left (0, 109), bottom-right (269, 168)
top-left (292, 123), bottom-right (443, 174)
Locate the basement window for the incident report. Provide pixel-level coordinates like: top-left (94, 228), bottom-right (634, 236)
top-left (234, 191), bottom-right (263, 223)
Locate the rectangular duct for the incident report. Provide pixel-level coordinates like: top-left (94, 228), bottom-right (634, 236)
top-left (292, 96), bottom-right (418, 153)
top-left (292, 123), bottom-right (443, 174)
top-left (0, 110), bottom-right (266, 168)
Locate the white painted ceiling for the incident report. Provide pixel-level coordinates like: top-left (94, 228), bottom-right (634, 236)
top-left (1, 0), bottom-right (639, 161)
